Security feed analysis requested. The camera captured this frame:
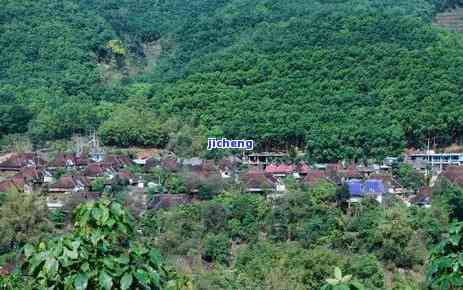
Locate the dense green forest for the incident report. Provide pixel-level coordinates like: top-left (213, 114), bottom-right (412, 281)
top-left (2, 0), bottom-right (463, 160)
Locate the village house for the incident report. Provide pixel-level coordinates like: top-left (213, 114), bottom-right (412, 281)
top-left (48, 175), bottom-right (91, 194)
top-left (405, 150), bottom-right (463, 174)
top-left (240, 167), bottom-right (285, 193)
top-left (244, 152), bottom-right (288, 166)
top-left (265, 163), bottom-right (295, 178)
top-left (104, 154), bottom-right (134, 169)
top-left (438, 165), bottom-right (463, 187)
top-left (47, 175), bottom-right (91, 208)
top-left (218, 159), bottom-right (236, 179)
top-left (303, 169), bottom-right (331, 186)
top-left (19, 166), bottom-right (53, 184)
top-left (116, 170), bottom-right (137, 185)
top-left (49, 153), bottom-right (90, 169)
top-left (0, 179), bottom-right (26, 192)
top-left (84, 162), bottom-right (117, 180)
top-left (347, 179), bottom-right (387, 204)
top-left (0, 153), bottom-right (46, 172)
top-left (338, 163), bottom-right (362, 182)
top-left (161, 158), bottom-right (179, 172)
top-left (368, 173), bottom-right (407, 195)
top-left (294, 162), bottom-right (310, 178)
top-left (409, 187), bottom-right (432, 208)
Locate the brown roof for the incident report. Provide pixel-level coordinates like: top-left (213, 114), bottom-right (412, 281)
top-left (192, 160), bottom-right (220, 178)
top-left (50, 153), bottom-right (77, 167)
top-left (0, 180), bottom-right (20, 192)
top-left (339, 163), bottom-right (362, 179)
top-left (240, 167), bottom-right (277, 190)
top-left (117, 171), bottom-right (136, 182)
top-left (304, 169), bottom-right (329, 185)
top-left (161, 158), bottom-right (178, 172)
top-left (84, 163), bottom-right (116, 178)
top-left (71, 191), bottom-right (102, 201)
top-left (50, 175), bottom-right (90, 190)
top-left (326, 162), bottom-right (342, 172)
top-left (104, 155), bottom-right (134, 168)
top-left (410, 186), bottom-right (432, 204)
top-left (0, 153), bottom-right (46, 170)
top-left (18, 167), bottom-right (43, 182)
top-left (218, 158), bottom-right (238, 171)
top-left (440, 166), bottom-right (463, 187)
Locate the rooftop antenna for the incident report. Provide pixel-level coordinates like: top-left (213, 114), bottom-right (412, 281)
top-left (427, 137), bottom-right (431, 178)
top-left (89, 129), bottom-right (104, 162)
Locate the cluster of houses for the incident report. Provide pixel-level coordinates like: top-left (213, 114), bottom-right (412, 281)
top-left (0, 152), bottom-right (136, 208)
top-left (2, 149), bottom-right (463, 210)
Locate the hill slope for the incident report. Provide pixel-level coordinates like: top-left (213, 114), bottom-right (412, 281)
top-left (146, 0), bottom-right (463, 160)
top-left (2, 0), bottom-right (463, 161)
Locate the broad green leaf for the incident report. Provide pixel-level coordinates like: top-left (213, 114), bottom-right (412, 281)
top-left (24, 244), bottom-right (35, 258)
top-left (326, 278), bottom-right (339, 285)
top-left (115, 255), bottom-right (130, 265)
top-left (134, 269), bottom-right (150, 287)
top-left (45, 257), bottom-right (59, 275)
top-left (334, 267), bottom-right (342, 280)
top-left (102, 257), bottom-right (115, 270)
top-left (120, 272), bottom-right (133, 290)
top-left (341, 275), bottom-right (352, 283)
top-left (151, 271), bottom-right (160, 287)
top-left (149, 249), bottom-right (162, 266)
top-left (64, 248), bottom-right (78, 259)
top-left (449, 234), bottom-right (461, 246)
top-left (351, 281), bottom-right (365, 290)
top-left (74, 273), bottom-right (89, 290)
top-left (81, 262), bottom-right (90, 272)
top-left (100, 206), bottom-right (110, 225)
top-left (92, 208), bottom-right (104, 224)
top-left (99, 271), bottom-right (113, 290)
top-left (111, 203), bottom-right (123, 217)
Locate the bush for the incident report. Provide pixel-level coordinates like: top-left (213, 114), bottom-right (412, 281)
top-left (202, 233), bottom-right (230, 265)
top-left (346, 255), bottom-right (385, 289)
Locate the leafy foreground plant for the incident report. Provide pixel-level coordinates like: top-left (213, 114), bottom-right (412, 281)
top-left (427, 221), bottom-right (463, 289)
top-left (22, 199), bottom-right (190, 289)
top-left (321, 267), bottom-right (365, 290)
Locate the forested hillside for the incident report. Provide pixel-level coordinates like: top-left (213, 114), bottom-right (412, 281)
top-left (2, 0), bottom-right (463, 161)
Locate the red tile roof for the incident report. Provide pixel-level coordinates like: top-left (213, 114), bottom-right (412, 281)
top-left (50, 175), bottom-right (90, 191)
top-left (84, 163), bottom-right (116, 178)
top-left (0, 153), bottom-right (46, 170)
top-left (296, 162), bottom-right (310, 174)
top-left (265, 163), bottom-right (295, 174)
top-left (50, 153), bottom-right (78, 167)
top-left (241, 167), bottom-right (277, 190)
top-left (104, 155), bottom-right (134, 168)
top-left (18, 167), bottom-right (43, 182)
top-left (304, 169), bottom-right (329, 185)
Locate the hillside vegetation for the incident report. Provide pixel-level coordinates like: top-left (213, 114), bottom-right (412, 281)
top-left (2, 0), bottom-right (463, 161)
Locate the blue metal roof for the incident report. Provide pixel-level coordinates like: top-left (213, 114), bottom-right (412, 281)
top-left (364, 179), bottom-right (385, 194)
top-left (348, 180), bottom-right (363, 197)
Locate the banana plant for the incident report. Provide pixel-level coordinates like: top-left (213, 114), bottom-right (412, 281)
top-left (321, 267), bottom-right (365, 290)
